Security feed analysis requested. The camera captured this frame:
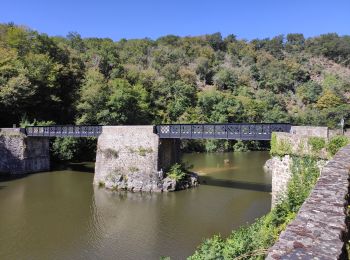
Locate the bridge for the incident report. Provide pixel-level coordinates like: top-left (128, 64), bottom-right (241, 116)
top-left (25, 123), bottom-right (291, 140)
top-left (1, 123), bottom-right (292, 192)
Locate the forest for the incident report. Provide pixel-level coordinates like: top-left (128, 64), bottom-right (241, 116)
top-left (1, 23), bottom-right (350, 157)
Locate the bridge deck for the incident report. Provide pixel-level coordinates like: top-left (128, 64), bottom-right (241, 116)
top-left (25, 123), bottom-right (291, 140)
top-left (155, 123), bottom-right (291, 140)
top-left (25, 125), bottom-right (103, 137)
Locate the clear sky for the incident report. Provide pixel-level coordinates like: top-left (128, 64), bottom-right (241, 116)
top-left (1, 0), bottom-right (350, 40)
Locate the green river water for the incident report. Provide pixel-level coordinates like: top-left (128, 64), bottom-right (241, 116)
top-left (0, 151), bottom-right (271, 260)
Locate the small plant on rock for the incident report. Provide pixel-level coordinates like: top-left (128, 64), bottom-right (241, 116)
top-left (167, 163), bottom-right (187, 181)
top-left (129, 166), bottom-right (139, 173)
top-left (103, 148), bottom-right (119, 159)
top-left (137, 146), bottom-right (153, 156)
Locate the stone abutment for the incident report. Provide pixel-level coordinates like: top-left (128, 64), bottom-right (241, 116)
top-left (0, 128), bottom-right (50, 174)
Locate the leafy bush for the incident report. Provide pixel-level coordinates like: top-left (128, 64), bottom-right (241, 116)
top-left (166, 163), bottom-right (187, 181)
top-left (205, 140), bottom-right (231, 153)
top-left (270, 133), bottom-right (292, 156)
top-left (327, 136), bottom-right (349, 156)
top-left (308, 137), bottom-right (326, 153)
top-left (233, 140), bottom-right (249, 152)
top-left (52, 137), bottom-right (80, 161)
top-left (51, 137), bottom-right (97, 161)
top-left (19, 117), bottom-right (55, 128)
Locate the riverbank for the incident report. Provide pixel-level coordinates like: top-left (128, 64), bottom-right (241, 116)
top-left (189, 132), bottom-right (350, 259)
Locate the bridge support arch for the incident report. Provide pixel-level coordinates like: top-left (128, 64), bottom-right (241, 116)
top-left (94, 126), bottom-right (183, 192)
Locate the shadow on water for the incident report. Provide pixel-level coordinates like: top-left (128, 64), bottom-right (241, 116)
top-left (199, 176), bottom-right (272, 192)
top-left (0, 161), bottom-right (95, 183)
top-left (0, 173), bottom-right (27, 183)
top-left (51, 162), bottom-right (95, 173)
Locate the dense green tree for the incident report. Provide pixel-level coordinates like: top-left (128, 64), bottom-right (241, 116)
top-left (213, 68), bottom-right (237, 90)
top-left (315, 90), bottom-right (343, 110)
top-left (296, 81), bottom-right (322, 104)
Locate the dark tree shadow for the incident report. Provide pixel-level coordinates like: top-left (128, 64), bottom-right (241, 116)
top-left (0, 173), bottom-right (27, 182)
top-left (51, 161), bottom-right (95, 173)
top-left (199, 176), bottom-right (271, 192)
top-left (66, 163), bottom-right (95, 173)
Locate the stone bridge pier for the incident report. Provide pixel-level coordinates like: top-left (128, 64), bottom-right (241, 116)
top-left (93, 126), bottom-right (185, 192)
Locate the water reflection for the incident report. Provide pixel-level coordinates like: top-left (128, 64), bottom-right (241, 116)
top-left (0, 152), bottom-right (271, 260)
top-left (200, 175), bottom-right (272, 192)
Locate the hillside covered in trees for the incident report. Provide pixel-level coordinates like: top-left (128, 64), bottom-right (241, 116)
top-left (1, 23), bottom-right (350, 150)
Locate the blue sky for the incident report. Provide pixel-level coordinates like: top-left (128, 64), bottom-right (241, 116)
top-left (1, 0), bottom-right (350, 40)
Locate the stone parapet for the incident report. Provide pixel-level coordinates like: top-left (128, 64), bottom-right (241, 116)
top-left (266, 145), bottom-right (350, 259)
top-left (290, 126), bottom-right (329, 138)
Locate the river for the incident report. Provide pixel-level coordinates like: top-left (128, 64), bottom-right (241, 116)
top-left (0, 151), bottom-right (271, 260)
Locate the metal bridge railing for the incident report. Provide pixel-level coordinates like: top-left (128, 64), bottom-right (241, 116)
top-left (25, 123), bottom-right (291, 140)
top-left (25, 125), bottom-right (102, 137)
top-left (155, 123), bottom-right (291, 140)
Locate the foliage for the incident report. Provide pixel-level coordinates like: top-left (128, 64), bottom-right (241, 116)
top-left (232, 140), bottom-right (249, 152)
top-left (51, 137), bottom-right (80, 161)
top-left (327, 135), bottom-right (349, 156)
top-left (270, 133), bottom-right (292, 156)
top-left (315, 90), bottom-right (343, 110)
top-left (166, 163), bottom-right (187, 181)
top-left (137, 146), bottom-right (153, 156)
top-left (51, 137), bottom-right (97, 161)
top-left (308, 137), bottom-right (326, 153)
top-left (189, 156), bottom-right (320, 259)
top-left (19, 117), bottom-right (55, 128)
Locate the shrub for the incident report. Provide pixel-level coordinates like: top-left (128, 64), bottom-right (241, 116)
top-left (51, 137), bottom-right (97, 162)
top-left (327, 136), bottom-right (349, 156)
top-left (52, 137), bottom-right (79, 161)
top-left (233, 140), bottom-right (249, 152)
top-left (308, 137), bottom-right (326, 153)
top-left (270, 133), bottom-right (292, 156)
top-left (166, 163), bottom-right (186, 181)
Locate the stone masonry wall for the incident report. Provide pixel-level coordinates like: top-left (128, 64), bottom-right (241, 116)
top-left (266, 126), bottom-right (330, 206)
top-left (94, 126), bottom-right (196, 192)
top-left (266, 145), bottom-right (350, 259)
top-left (272, 132), bottom-right (329, 160)
top-left (0, 128), bottom-right (50, 174)
top-left (264, 155), bottom-right (293, 206)
top-left (290, 125), bottom-right (329, 138)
